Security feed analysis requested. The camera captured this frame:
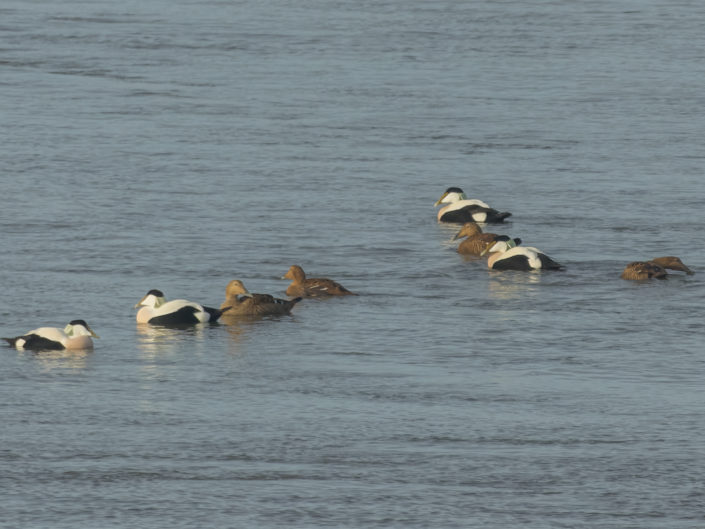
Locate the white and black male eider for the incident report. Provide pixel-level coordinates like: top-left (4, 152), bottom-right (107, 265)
top-left (480, 240), bottom-right (563, 271)
top-left (434, 187), bottom-right (511, 224)
top-left (3, 320), bottom-right (99, 351)
top-left (135, 289), bottom-right (226, 324)
top-left (621, 256), bottom-right (693, 280)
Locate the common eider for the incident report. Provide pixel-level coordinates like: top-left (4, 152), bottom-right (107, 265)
top-left (135, 289), bottom-right (225, 324)
top-left (621, 256), bottom-right (693, 280)
top-left (480, 240), bottom-right (563, 271)
top-left (452, 222), bottom-right (522, 256)
top-left (3, 319), bottom-right (99, 351)
top-left (283, 265), bottom-right (357, 297)
top-left (220, 280), bottom-right (302, 317)
top-left (434, 187), bottom-right (511, 224)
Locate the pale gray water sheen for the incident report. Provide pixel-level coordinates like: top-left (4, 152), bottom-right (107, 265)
top-left (1, 0), bottom-right (704, 527)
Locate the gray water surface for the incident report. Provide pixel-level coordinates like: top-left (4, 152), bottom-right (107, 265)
top-left (1, 1), bottom-right (704, 527)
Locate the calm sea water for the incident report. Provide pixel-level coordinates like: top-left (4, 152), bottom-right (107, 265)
top-left (1, 0), bottom-right (704, 527)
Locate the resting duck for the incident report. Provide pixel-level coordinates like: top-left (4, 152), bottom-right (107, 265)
top-left (621, 256), bottom-right (694, 280)
top-left (283, 265), bottom-right (357, 297)
top-left (452, 222), bottom-right (522, 256)
top-left (434, 187), bottom-right (511, 224)
top-left (220, 280), bottom-right (302, 317)
top-left (480, 240), bottom-right (563, 271)
top-left (3, 320), bottom-right (99, 351)
top-left (135, 289), bottom-right (225, 324)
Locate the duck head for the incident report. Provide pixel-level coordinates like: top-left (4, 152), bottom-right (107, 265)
top-left (225, 280), bottom-right (253, 299)
top-left (283, 265), bottom-right (306, 282)
top-left (650, 256), bottom-right (694, 275)
top-left (64, 319), bottom-right (100, 338)
top-left (452, 222), bottom-right (483, 240)
top-left (135, 289), bottom-right (167, 309)
top-left (480, 238), bottom-right (517, 256)
top-left (434, 187), bottom-right (467, 206)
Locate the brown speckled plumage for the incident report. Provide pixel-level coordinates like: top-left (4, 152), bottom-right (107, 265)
top-left (452, 222), bottom-right (521, 256)
top-left (221, 280), bottom-right (301, 317)
top-left (621, 256), bottom-right (693, 280)
top-left (283, 265), bottom-right (357, 297)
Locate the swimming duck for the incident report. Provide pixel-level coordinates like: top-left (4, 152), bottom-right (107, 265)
top-left (3, 320), bottom-right (99, 351)
top-left (452, 222), bottom-right (522, 256)
top-left (220, 280), bottom-right (302, 317)
top-left (434, 187), bottom-right (511, 224)
top-left (621, 256), bottom-right (694, 280)
top-left (283, 265), bottom-right (357, 297)
top-left (135, 289), bottom-right (225, 324)
top-left (480, 240), bottom-right (563, 271)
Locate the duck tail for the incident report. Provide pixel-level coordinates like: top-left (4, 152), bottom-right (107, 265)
top-left (204, 306), bottom-right (226, 322)
top-left (549, 262), bottom-right (565, 271)
top-left (281, 297), bottom-right (302, 314)
top-left (483, 210), bottom-right (512, 223)
top-left (2, 337), bottom-right (17, 347)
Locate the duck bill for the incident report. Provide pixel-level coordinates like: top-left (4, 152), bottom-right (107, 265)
top-left (433, 192), bottom-right (448, 206)
top-left (134, 294), bottom-right (149, 309)
top-left (88, 326), bottom-right (100, 339)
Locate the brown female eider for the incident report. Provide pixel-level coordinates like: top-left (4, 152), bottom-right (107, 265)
top-left (452, 222), bottom-right (522, 256)
top-left (621, 256), bottom-right (693, 280)
top-left (283, 265), bottom-right (357, 297)
top-left (3, 320), bottom-right (99, 351)
top-left (220, 280), bottom-right (301, 317)
top-left (434, 187), bottom-right (511, 224)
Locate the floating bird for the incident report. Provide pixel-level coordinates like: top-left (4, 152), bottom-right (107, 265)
top-left (283, 265), bottom-right (357, 297)
top-left (3, 320), bottom-right (99, 351)
top-left (434, 187), bottom-right (511, 224)
top-left (452, 222), bottom-right (522, 256)
top-left (135, 289), bottom-right (225, 324)
top-left (220, 280), bottom-right (302, 317)
top-left (480, 240), bottom-right (563, 271)
top-left (621, 256), bottom-right (694, 280)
